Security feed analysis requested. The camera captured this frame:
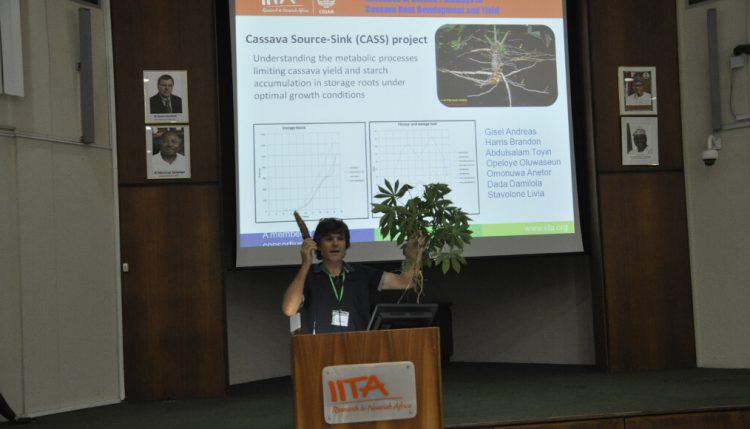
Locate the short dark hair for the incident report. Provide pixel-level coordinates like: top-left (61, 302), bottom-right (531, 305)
top-left (313, 218), bottom-right (350, 259)
top-left (157, 74), bottom-right (174, 84)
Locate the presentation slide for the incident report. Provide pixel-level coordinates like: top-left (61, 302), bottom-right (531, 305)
top-left (232, 0), bottom-right (583, 267)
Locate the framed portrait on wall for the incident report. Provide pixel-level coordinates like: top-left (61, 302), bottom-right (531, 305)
top-left (687, 0), bottom-right (717, 7)
top-left (146, 125), bottom-right (191, 179)
top-left (618, 66), bottom-right (657, 115)
top-left (621, 116), bottom-right (659, 166)
top-left (143, 70), bottom-right (189, 124)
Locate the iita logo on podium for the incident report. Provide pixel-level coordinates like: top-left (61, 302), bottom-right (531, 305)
top-left (322, 361), bottom-right (417, 424)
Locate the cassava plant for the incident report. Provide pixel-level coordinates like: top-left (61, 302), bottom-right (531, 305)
top-left (372, 180), bottom-right (472, 302)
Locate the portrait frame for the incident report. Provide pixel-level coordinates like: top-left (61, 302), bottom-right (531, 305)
top-left (146, 125), bottom-right (192, 179)
top-left (621, 116), bottom-right (659, 166)
top-left (618, 66), bottom-right (657, 115)
top-left (686, 0), bottom-right (718, 7)
top-left (143, 70), bottom-right (189, 124)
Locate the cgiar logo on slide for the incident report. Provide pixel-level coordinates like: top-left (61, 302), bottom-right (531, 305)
top-left (318, 0), bottom-right (335, 8)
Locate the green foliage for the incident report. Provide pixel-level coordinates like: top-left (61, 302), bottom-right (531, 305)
top-left (372, 180), bottom-right (473, 274)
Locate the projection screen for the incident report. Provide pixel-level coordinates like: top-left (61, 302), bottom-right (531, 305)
top-left (231, 0), bottom-right (583, 267)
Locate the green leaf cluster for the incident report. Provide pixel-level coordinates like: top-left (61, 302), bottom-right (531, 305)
top-left (372, 180), bottom-right (473, 274)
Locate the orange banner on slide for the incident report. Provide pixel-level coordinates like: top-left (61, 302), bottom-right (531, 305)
top-left (235, 0), bottom-right (563, 19)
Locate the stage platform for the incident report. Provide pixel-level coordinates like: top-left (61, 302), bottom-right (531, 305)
top-left (4, 363), bottom-right (749, 428)
top-left (440, 363), bottom-right (750, 428)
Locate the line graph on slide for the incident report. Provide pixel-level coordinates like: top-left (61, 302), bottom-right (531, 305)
top-left (370, 121), bottom-right (480, 214)
top-left (254, 123), bottom-right (368, 223)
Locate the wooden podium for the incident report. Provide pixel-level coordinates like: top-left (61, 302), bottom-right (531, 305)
top-left (291, 327), bottom-right (443, 428)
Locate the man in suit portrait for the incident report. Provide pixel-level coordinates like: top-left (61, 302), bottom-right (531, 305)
top-left (149, 74), bottom-right (183, 114)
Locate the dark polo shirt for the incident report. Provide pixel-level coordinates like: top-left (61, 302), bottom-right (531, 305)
top-left (302, 262), bottom-right (383, 334)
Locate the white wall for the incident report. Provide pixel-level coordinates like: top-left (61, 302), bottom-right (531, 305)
top-left (447, 255), bottom-right (594, 364)
top-left (677, 0), bottom-right (750, 368)
top-left (226, 268), bottom-right (298, 383)
top-left (0, 0), bottom-right (121, 419)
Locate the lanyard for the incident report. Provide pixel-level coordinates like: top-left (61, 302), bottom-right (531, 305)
top-left (327, 271), bottom-right (346, 303)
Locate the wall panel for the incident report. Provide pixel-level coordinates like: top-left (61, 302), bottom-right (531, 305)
top-left (626, 410), bottom-right (750, 429)
top-left (12, 137), bottom-right (121, 413)
top-left (588, 0), bottom-right (684, 172)
top-left (584, 0), bottom-right (695, 370)
top-left (119, 185), bottom-right (225, 399)
top-left (498, 418), bottom-right (623, 429)
top-left (0, 135), bottom-right (24, 415)
top-left (111, 0), bottom-right (219, 184)
top-left (111, 0), bottom-right (227, 400)
top-left (598, 172), bottom-right (695, 369)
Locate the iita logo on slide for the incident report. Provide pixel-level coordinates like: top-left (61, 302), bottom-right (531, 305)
top-left (260, 0), bottom-right (300, 5)
top-left (260, 0), bottom-right (310, 13)
top-left (259, 0), bottom-right (336, 13)
top-left (260, 0), bottom-right (335, 7)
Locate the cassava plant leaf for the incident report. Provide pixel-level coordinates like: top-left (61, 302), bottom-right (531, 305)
top-left (371, 180), bottom-right (474, 301)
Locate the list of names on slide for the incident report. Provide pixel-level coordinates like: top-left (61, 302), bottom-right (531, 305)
top-left (484, 126), bottom-right (561, 201)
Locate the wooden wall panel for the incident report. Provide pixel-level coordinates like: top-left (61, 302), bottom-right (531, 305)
top-left (626, 410), bottom-right (750, 429)
top-left (452, 410), bottom-right (750, 429)
top-left (111, 0), bottom-right (219, 183)
top-left (583, 0), bottom-right (695, 370)
top-left (497, 418), bottom-right (623, 429)
top-left (598, 172), bottom-right (694, 370)
top-left (587, 0), bottom-right (684, 172)
top-left (111, 0), bottom-right (226, 400)
top-left (120, 185), bottom-right (226, 399)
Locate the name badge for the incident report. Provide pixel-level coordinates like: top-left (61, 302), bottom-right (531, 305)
top-left (331, 310), bottom-right (349, 327)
